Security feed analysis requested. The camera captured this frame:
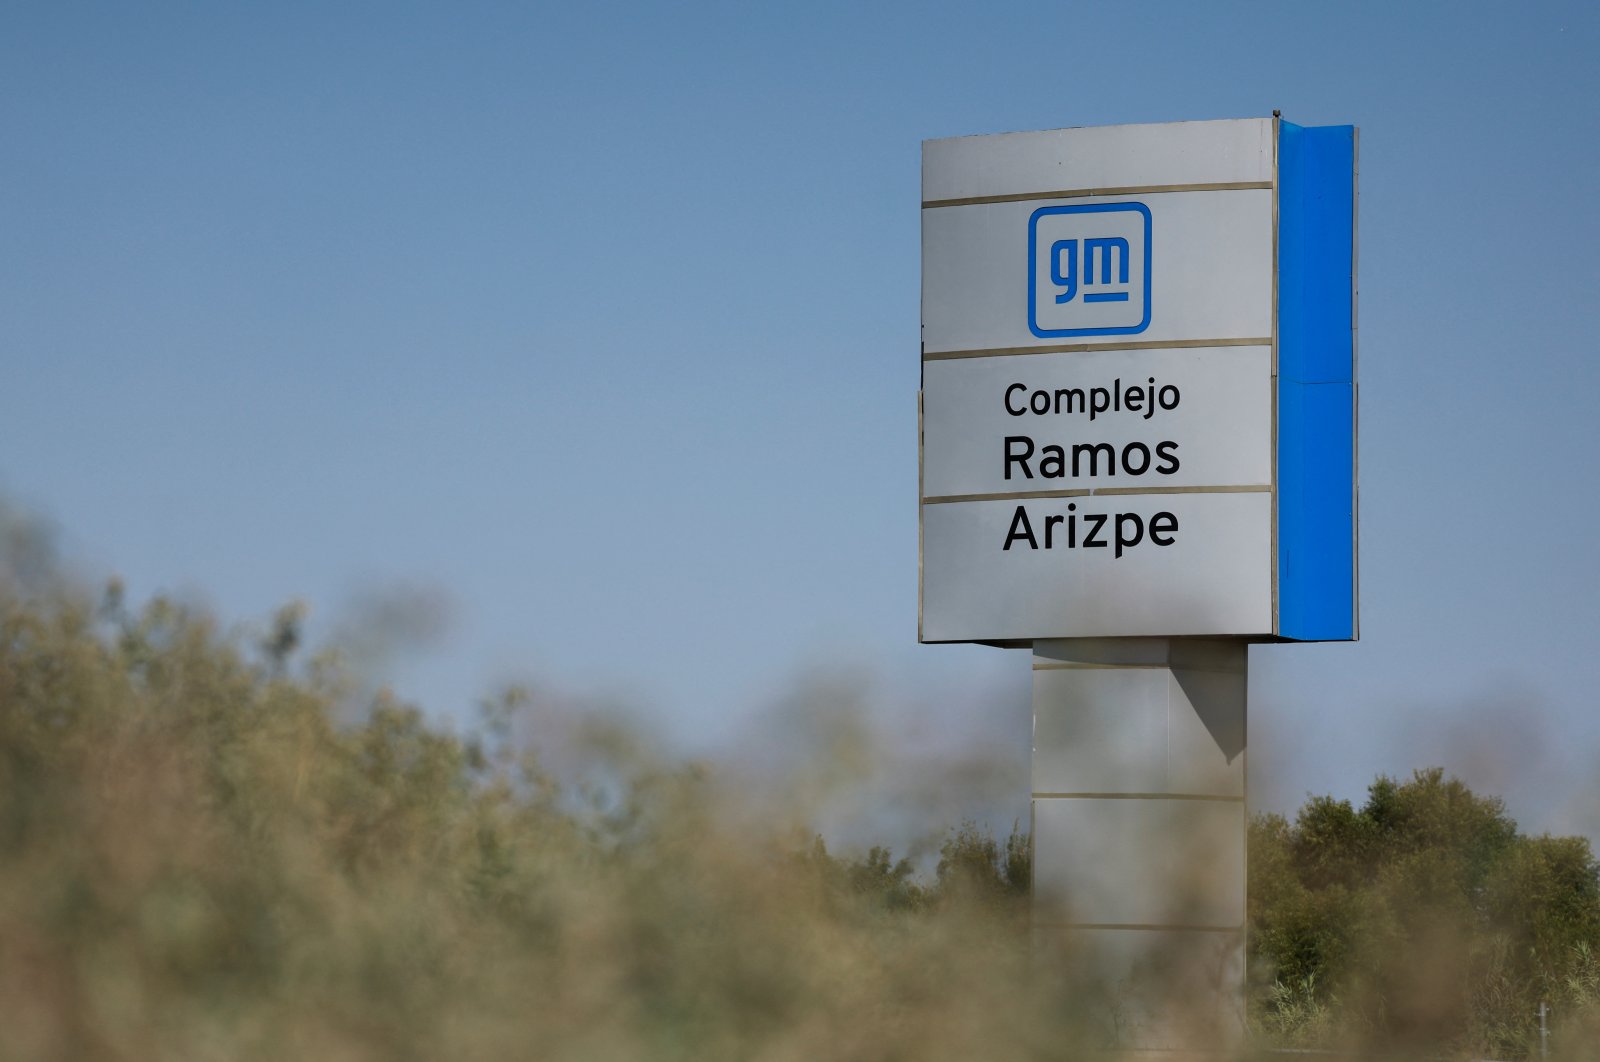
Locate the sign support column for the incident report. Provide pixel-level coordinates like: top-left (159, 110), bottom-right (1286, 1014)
top-left (1030, 636), bottom-right (1246, 1049)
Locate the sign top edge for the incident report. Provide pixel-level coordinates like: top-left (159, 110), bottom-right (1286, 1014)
top-left (920, 116), bottom-right (1273, 150)
top-left (921, 118), bottom-right (1275, 205)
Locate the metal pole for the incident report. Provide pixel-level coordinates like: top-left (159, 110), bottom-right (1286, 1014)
top-left (1539, 1000), bottom-right (1549, 1060)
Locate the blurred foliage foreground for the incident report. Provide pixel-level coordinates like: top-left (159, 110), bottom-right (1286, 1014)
top-left (3, 574), bottom-right (1600, 1060)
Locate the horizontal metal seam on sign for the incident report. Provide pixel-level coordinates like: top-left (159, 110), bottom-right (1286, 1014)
top-left (1095, 484), bottom-right (1270, 497)
top-left (923, 337), bottom-right (1272, 361)
top-left (927, 488), bottom-right (1088, 504)
top-left (921, 484), bottom-right (1272, 505)
top-left (1032, 922), bottom-right (1244, 934)
top-left (1032, 662), bottom-right (1247, 675)
top-left (1031, 661), bottom-right (1169, 670)
top-left (921, 180), bottom-right (1273, 210)
top-left (1032, 792), bottom-right (1244, 802)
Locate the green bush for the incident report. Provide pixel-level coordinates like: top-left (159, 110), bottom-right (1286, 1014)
top-left (1249, 769), bottom-right (1600, 1058)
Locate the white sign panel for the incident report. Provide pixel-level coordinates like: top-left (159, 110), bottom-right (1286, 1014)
top-left (922, 346), bottom-right (1272, 499)
top-left (921, 119), bottom-right (1274, 204)
top-left (923, 492), bottom-right (1272, 641)
top-left (922, 190), bottom-right (1273, 355)
top-left (919, 117), bottom-right (1359, 643)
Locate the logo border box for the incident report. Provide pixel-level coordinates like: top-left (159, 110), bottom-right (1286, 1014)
top-left (1027, 202), bottom-right (1153, 339)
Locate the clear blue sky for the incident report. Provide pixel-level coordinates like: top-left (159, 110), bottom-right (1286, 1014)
top-left (4, 2), bottom-right (1599, 837)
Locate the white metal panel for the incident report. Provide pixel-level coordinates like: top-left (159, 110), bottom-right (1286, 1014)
top-left (922, 347), bottom-right (1272, 498)
top-left (1166, 669), bottom-right (1249, 794)
top-left (920, 492), bottom-right (1272, 641)
top-left (922, 190), bottom-right (1272, 354)
top-left (922, 118), bottom-right (1273, 204)
top-left (1032, 667), bottom-right (1169, 793)
top-left (1030, 925), bottom-right (1246, 1047)
top-left (1032, 668), bottom-right (1244, 798)
top-left (1031, 797), bottom-right (1245, 927)
top-left (1034, 638), bottom-right (1171, 666)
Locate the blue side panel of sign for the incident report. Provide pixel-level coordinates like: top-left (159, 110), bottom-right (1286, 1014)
top-left (1277, 121), bottom-right (1357, 641)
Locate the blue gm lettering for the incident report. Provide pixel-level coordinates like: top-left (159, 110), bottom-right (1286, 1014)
top-left (1029, 202), bottom-right (1151, 337)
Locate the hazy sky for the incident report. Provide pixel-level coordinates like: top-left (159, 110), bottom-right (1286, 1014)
top-left (4, 2), bottom-right (1599, 837)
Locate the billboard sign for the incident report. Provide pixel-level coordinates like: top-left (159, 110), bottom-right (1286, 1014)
top-left (919, 117), bottom-right (1357, 644)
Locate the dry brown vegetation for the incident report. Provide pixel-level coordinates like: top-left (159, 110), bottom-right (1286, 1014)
top-left (3, 506), bottom-right (1599, 1060)
top-left (0, 526), bottom-right (1080, 1061)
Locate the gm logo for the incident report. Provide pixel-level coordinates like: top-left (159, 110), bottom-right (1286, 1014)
top-left (1028, 202), bottom-right (1151, 338)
